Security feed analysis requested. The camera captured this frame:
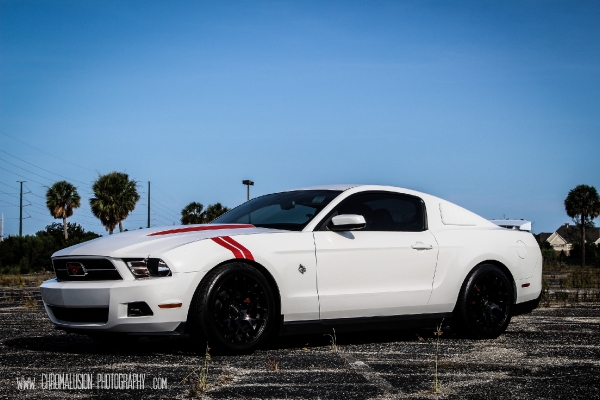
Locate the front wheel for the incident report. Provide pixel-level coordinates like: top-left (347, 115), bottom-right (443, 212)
top-left (189, 263), bottom-right (277, 353)
top-left (453, 264), bottom-right (514, 339)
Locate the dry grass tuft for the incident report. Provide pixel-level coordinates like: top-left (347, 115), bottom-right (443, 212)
top-left (22, 292), bottom-right (37, 310)
top-left (184, 343), bottom-right (211, 398)
top-left (0, 272), bottom-right (55, 289)
top-left (266, 354), bottom-right (279, 371)
top-left (432, 319), bottom-right (444, 394)
top-left (213, 366), bottom-right (235, 388)
top-left (324, 328), bottom-right (338, 352)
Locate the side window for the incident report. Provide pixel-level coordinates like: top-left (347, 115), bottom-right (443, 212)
top-left (329, 192), bottom-right (426, 232)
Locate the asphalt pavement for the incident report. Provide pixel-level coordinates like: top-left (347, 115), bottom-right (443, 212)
top-left (1, 295), bottom-right (599, 399)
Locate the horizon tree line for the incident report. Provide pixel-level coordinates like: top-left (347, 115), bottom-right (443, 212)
top-left (44, 172), bottom-right (230, 239)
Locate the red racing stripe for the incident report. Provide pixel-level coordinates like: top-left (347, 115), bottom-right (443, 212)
top-left (211, 237), bottom-right (244, 259)
top-left (220, 236), bottom-right (255, 261)
top-left (148, 224), bottom-right (254, 236)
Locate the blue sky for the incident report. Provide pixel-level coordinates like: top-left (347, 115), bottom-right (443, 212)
top-left (1, 0), bottom-right (599, 236)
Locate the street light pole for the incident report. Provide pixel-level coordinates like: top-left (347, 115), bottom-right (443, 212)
top-left (147, 181), bottom-right (151, 228)
top-left (242, 180), bottom-right (254, 201)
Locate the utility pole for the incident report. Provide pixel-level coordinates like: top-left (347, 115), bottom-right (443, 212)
top-left (1, 213), bottom-right (4, 241)
top-left (147, 181), bottom-right (151, 228)
top-left (17, 181), bottom-right (25, 236)
top-left (242, 180), bottom-right (254, 201)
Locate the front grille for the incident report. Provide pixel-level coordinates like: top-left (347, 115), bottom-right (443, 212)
top-left (52, 258), bottom-right (122, 281)
top-left (49, 306), bottom-right (109, 323)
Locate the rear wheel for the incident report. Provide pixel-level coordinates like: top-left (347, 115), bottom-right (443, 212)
top-left (189, 263), bottom-right (276, 353)
top-left (453, 264), bottom-right (514, 339)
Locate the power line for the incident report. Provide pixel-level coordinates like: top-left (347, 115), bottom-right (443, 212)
top-left (0, 166), bottom-right (47, 186)
top-left (0, 181), bottom-right (21, 191)
top-left (153, 184), bottom-right (181, 206)
top-left (152, 200), bottom-right (181, 218)
top-left (0, 130), bottom-right (98, 173)
top-left (0, 157), bottom-right (61, 184)
top-left (0, 199), bottom-right (19, 207)
top-left (0, 191), bottom-right (20, 199)
top-left (0, 150), bottom-right (92, 187)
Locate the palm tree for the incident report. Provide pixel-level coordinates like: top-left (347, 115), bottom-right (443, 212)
top-left (564, 184), bottom-right (600, 267)
top-left (90, 172), bottom-right (140, 234)
top-left (45, 181), bottom-right (81, 240)
top-left (181, 202), bottom-right (205, 225)
top-left (205, 203), bottom-right (230, 222)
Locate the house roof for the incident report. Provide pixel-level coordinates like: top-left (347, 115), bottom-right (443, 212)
top-left (555, 224), bottom-right (600, 244)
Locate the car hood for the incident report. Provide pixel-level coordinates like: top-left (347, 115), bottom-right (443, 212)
top-left (52, 224), bottom-right (279, 258)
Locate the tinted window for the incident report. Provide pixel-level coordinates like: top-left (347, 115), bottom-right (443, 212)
top-left (326, 192), bottom-right (426, 231)
top-left (213, 190), bottom-right (342, 231)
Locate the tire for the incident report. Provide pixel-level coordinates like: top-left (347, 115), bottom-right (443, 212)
top-left (453, 264), bottom-right (514, 339)
top-left (188, 262), bottom-right (277, 354)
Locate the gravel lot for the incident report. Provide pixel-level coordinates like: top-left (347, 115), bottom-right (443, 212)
top-left (1, 293), bottom-right (599, 400)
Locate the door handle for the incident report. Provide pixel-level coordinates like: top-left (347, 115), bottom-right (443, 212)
top-left (411, 242), bottom-right (433, 250)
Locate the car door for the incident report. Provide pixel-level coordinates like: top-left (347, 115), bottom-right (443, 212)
top-left (313, 191), bottom-right (438, 320)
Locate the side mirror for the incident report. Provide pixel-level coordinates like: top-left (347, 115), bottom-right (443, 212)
top-left (328, 214), bottom-right (366, 231)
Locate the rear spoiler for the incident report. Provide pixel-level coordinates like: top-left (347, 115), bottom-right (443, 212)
top-left (489, 219), bottom-right (532, 231)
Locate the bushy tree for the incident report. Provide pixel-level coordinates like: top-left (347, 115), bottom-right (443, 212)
top-left (46, 181), bottom-right (81, 240)
top-left (567, 242), bottom-right (600, 268)
top-left (181, 202), bottom-right (230, 224)
top-left (181, 202), bottom-right (205, 225)
top-left (90, 172), bottom-right (140, 234)
top-left (564, 184), bottom-right (600, 267)
top-left (37, 222), bottom-right (101, 246)
top-left (205, 203), bottom-right (230, 222)
top-left (0, 223), bottom-right (100, 274)
top-left (538, 240), bottom-right (558, 268)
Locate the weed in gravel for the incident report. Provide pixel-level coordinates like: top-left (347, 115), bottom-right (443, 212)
top-left (183, 343), bottom-right (211, 397)
top-left (266, 353), bottom-right (279, 371)
top-left (324, 328), bottom-right (338, 352)
top-left (22, 293), bottom-right (37, 310)
top-left (432, 319), bottom-right (444, 394)
top-left (213, 366), bottom-right (234, 388)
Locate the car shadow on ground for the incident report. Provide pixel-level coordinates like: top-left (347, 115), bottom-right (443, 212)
top-left (3, 324), bottom-right (450, 356)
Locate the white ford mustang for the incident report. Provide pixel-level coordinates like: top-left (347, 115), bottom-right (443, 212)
top-left (40, 185), bottom-right (542, 352)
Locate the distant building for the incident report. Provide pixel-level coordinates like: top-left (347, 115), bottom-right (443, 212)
top-left (539, 223), bottom-right (600, 255)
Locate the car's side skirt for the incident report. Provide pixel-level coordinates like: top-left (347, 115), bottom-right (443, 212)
top-left (280, 312), bottom-right (453, 336)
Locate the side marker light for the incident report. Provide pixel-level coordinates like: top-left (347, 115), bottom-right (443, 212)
top-left (158, 303), bottom-right (182, 309)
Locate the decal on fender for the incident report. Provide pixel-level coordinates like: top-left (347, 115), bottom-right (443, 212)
top-left (211, 236), bottom-right (255, 261)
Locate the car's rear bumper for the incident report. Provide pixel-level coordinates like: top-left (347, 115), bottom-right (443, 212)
top-left (513, 294), bottom-right (541, 316)
top-left (40, 272), bottom-right (195, 334)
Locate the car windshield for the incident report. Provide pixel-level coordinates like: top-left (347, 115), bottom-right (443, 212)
top-left (213, 190), bottom-right (342, 231)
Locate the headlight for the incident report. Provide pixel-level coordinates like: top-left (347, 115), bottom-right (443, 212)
top-left (125, 258), bottom-right (172, 278)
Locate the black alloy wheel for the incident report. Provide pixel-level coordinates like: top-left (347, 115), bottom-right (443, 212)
top-left (454, 264), bottom-right (514, 339)
top-left (190, 263), bottom-right (276, 353)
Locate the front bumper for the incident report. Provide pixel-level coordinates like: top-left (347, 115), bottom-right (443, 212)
top-left (40, 271), bottom-right (196, 334)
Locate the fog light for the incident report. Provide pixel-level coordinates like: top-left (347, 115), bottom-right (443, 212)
top-left (127, 302), bottom-right (153, 317)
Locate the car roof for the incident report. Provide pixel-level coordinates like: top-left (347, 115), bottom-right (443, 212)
top-left (287, 184), bottom-right (362, 191)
